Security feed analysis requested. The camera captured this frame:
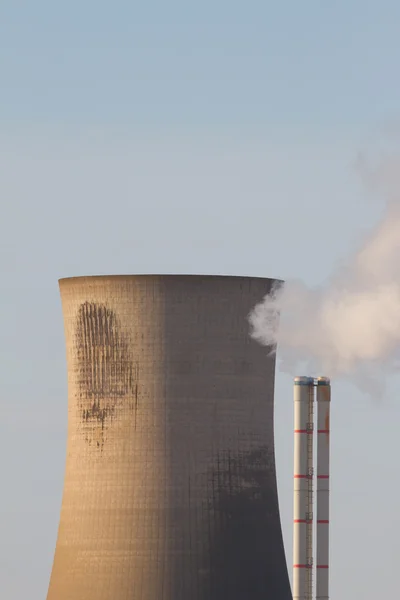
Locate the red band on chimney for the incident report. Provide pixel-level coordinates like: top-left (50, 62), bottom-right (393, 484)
top-left (294, 519), bottom-right (312, 524)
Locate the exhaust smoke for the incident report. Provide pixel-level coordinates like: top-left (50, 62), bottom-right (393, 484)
top-left (248, 154), bottom-right (400, 393)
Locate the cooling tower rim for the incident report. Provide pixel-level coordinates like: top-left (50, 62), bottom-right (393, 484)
top-left (59, 274), bottom-right (284, 285)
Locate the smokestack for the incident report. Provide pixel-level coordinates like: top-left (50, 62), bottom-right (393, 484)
top-left (293, 376), bottom-right (314, 600)
top-left (316, 377), bottom-right (331, 600)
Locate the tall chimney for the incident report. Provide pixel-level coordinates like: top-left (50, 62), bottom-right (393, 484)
top-left (316, 377), bottom-right (331, 600)
top-left (293, 376), bottom-right (314, 600)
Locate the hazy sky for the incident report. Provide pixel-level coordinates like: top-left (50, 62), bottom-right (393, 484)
top-left (1, 2), bottom-right (400, 599)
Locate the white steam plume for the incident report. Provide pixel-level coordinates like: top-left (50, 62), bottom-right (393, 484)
top-left (248, 155), bottom-right (400, 393)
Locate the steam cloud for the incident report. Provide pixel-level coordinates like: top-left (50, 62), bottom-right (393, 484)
top-left (248, 154), bottom-right (400, 394)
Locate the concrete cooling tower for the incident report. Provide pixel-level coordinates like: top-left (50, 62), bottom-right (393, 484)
top-left (46, 274), bottom-right (291, 600)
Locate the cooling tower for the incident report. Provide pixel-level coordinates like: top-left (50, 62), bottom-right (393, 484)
top-left (46, 274), bottom-right (291, 600)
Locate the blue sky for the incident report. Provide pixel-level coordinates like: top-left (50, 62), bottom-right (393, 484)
top-left (2, 1), bottom-right (400, 129)
top-left (1, 2), bottom-right (400, 599)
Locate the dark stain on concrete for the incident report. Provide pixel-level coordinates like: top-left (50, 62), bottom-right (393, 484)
top-left (75, 301), bottom-right (138, 449)
top-left (201, 445), bottom-right (291, 600)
